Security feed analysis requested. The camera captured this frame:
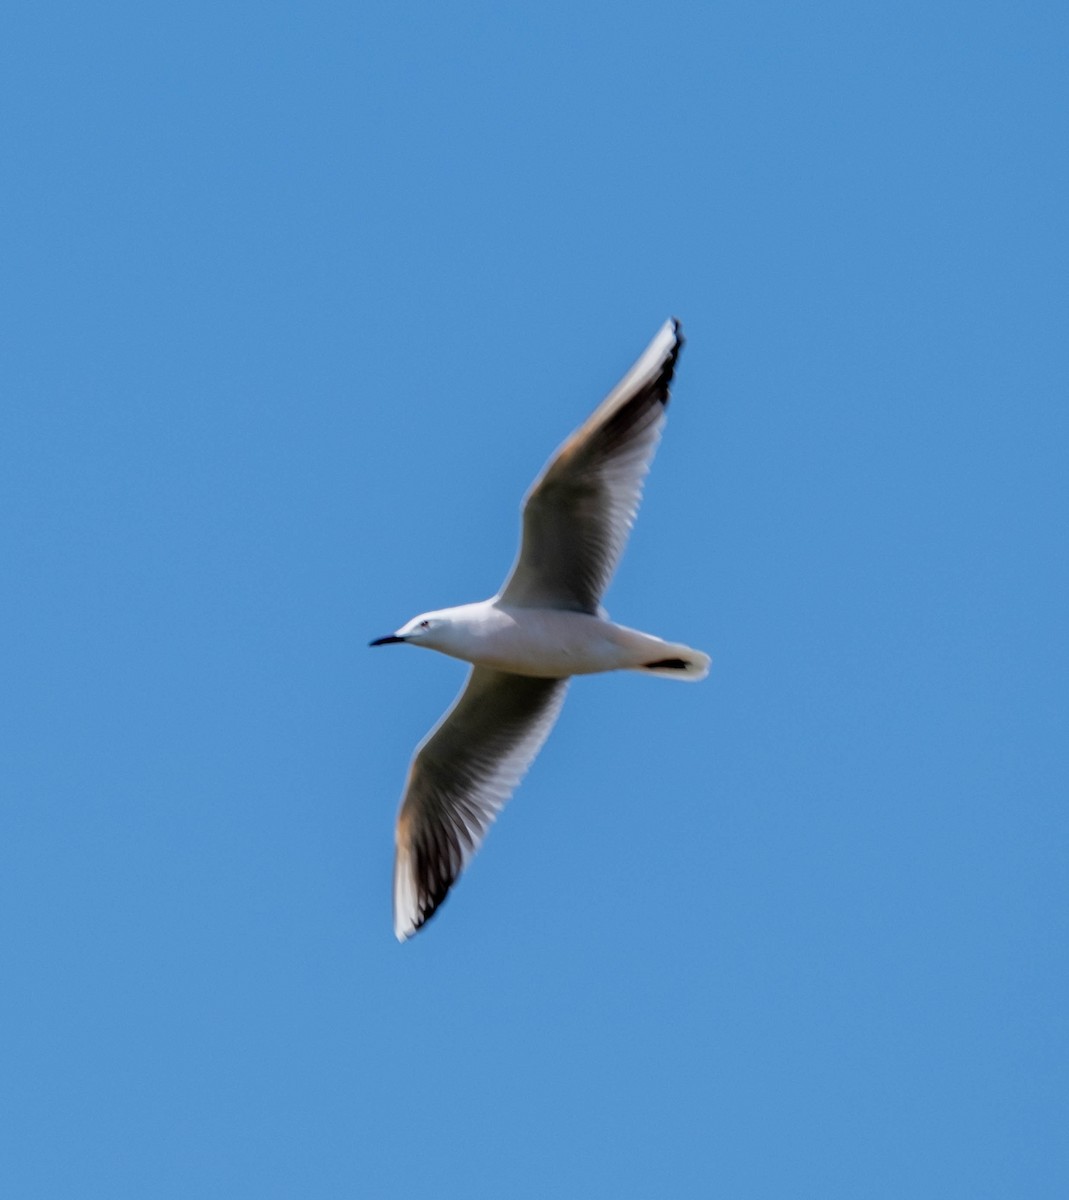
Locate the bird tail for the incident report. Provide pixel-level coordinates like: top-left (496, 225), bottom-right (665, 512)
top-left (636, 642), bottom-right (710, 682)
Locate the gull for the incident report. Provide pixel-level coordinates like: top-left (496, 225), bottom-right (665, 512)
top-left (371, 319), bottom-right (710, 940)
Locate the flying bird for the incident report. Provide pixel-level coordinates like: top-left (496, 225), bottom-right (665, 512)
top-left (371, 319), bottom-right (709, 940)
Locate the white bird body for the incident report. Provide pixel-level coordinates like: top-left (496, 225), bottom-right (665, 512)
top-left (371, 318), bottom-right (710, 940)
top-left (403, 600), bottom-right (708, 680)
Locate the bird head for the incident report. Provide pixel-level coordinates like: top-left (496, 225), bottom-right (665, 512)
top-left (369, 612), bottom-right (445, 649)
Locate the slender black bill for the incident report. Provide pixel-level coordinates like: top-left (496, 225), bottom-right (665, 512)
top-left (369, 634), bottom-right (406, 647)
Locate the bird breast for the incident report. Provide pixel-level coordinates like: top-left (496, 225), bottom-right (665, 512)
top-left (446, 605), bottom-right (624, 678)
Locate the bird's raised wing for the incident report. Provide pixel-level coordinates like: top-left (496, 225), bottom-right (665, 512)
top-left (393, 667), bottom-right (568, 940)
top-left (497, 319), bottom-right (684, 615)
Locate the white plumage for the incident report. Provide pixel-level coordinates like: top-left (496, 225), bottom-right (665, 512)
top-left (371, 319), bottom-right (709, 940)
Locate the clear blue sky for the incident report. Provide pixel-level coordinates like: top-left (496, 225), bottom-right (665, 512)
top-left (2, 2), bottom-right (1066, 1196)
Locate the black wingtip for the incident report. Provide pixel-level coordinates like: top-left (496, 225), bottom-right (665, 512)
top-left (657, 318), bottom-right (685, 401)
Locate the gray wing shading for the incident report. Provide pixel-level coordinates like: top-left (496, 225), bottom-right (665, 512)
top-left (497, 318), bottom-right (684, 615)
top-left (393, 667), bottom-right (569, 940)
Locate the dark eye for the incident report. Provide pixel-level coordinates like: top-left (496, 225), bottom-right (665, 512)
top-left (419, 620), bottom-right (430, 629)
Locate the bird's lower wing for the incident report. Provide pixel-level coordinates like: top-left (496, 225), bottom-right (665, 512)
top-left (393, 667), bottom-right (568, 940)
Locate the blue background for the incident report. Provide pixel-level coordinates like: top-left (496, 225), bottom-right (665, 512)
top-left (2, 2), bottom-right (1066, 1196)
